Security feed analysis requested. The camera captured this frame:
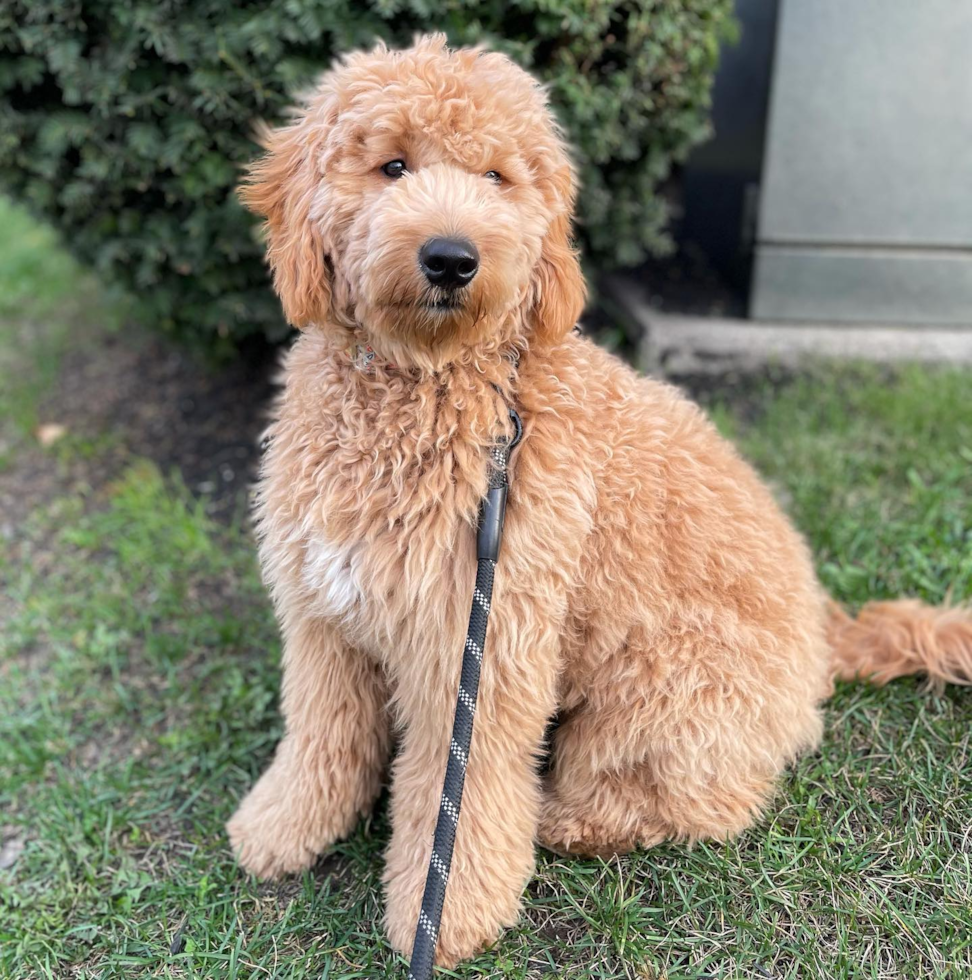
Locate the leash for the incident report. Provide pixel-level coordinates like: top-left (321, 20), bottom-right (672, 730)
top-left (407, 403), bottom-right (523, 980)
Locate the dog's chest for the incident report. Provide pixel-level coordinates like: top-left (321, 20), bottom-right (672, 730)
top-left (299, 533), bottom-right (368, 619)
top-left (259, 357), bottom-right (500, 666)
top-left (298, 454), bottom-right (484, 661)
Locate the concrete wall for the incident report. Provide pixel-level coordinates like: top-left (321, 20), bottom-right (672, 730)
top-left (751, 0), bottom-right (972, 325)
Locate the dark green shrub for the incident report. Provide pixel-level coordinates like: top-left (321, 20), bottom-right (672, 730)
top-left (0, 1), bottom-right (735, 348)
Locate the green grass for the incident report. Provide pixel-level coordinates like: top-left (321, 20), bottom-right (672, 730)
top-left (712, 366), bottom-right (972, 607)
top-left (1, 202), bottom-right (971, 979)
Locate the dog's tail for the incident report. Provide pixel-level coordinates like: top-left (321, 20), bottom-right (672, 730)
top-left (827, 598), bottom-right (972, 690)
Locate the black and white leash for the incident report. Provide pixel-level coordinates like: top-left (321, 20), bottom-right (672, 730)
top-left (407, 404), bottom-right (523, 980)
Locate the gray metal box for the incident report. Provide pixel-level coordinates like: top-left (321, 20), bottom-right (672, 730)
top-left (751, 0), bottom-right (972, 324)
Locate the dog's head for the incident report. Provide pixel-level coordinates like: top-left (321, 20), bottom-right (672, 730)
top-left (241, 34), bottom-right (585, 365)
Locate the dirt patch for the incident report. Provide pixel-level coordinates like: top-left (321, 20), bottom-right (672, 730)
top-left (36, 331), bottom-right (278, 518)
top-left (2, 329), bottom-right (279, 549)
top-left (667, 362), bottom-right (801, 423)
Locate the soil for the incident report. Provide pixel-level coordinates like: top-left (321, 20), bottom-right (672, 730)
top-left (669, 362), bottom-right (800, 420)
top-left (1, 330), bottom-right (278, 529)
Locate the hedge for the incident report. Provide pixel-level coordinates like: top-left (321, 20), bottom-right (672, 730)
top-left (0, 1), bottom-right (735, 348)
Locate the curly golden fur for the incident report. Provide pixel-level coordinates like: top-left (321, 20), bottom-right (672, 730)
top-left (226, 35), bottom-right (972, 967)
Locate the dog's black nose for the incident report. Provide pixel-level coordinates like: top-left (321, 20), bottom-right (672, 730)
top-left (418, 238), bottom-right (479, 290)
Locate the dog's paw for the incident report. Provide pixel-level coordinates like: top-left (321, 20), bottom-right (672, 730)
top-left (383, 853), bottom-right (516, 967)
top-left (383, 895), bottom-right (500, 969)
top-left (536, 802), bottom-right (647, 859)
top-left (226, 785), bottom-right (321, 879)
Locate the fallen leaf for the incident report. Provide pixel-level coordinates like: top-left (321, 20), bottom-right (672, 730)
top-left (35, 423), bottom-right (67, 446)
top-left (0, 837), bottom-right (25, 870)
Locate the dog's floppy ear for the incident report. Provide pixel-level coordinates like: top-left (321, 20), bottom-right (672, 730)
top-left (239, 119), bottom-right (331, 328)
top-left (529, 165), bottom-right (587, 345)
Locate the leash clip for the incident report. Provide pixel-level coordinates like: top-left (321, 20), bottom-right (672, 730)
top-left (507, 405), bottom-right (523, 450)
top-left (476, 406), bottom-right (521, 562)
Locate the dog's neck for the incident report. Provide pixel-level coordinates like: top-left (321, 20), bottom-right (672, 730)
top-left (320, 319), bottom-right (522, 436)
top-left (310, 326), bottom-right (521, 465)
top-left (339, 309), bottom-right (526, 383)
top-left (340, 336), bottom-right (521, 407)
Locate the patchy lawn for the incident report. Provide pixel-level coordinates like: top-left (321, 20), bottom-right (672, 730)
top-left (1, 197), bottom-right (970, 980)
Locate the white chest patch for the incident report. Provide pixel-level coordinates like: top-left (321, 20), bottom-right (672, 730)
top-left (301, 534), bottom-right (364, 618)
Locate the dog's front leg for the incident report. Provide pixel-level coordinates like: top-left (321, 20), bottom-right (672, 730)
top-left (383, 605), bottom-right (561, 966)
top-left (227, 615), bottom-right (390, 878)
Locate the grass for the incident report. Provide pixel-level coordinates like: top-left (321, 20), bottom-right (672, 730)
top-left (1, 197), bottom-right (971, 979)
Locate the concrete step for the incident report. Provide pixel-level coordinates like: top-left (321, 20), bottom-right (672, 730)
top-left (606, 276), bottom-right (972, 375)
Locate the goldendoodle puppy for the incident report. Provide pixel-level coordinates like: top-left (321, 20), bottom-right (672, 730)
top-left (227, 35), bottom-right (972, 967)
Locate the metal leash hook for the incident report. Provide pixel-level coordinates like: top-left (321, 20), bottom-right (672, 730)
top-left (407, 406), bottom-right (522, 980)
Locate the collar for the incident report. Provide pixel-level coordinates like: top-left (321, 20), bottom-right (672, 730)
top-left (346, 343), bottom-right (395, 372)
top-left (346, 341), bottom-right (522, 375)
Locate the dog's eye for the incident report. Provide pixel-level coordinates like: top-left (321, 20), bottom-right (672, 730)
top-left (484, 170), bottom-right (502, 183)
top-left (381, 159), bottom-right (407, 179)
